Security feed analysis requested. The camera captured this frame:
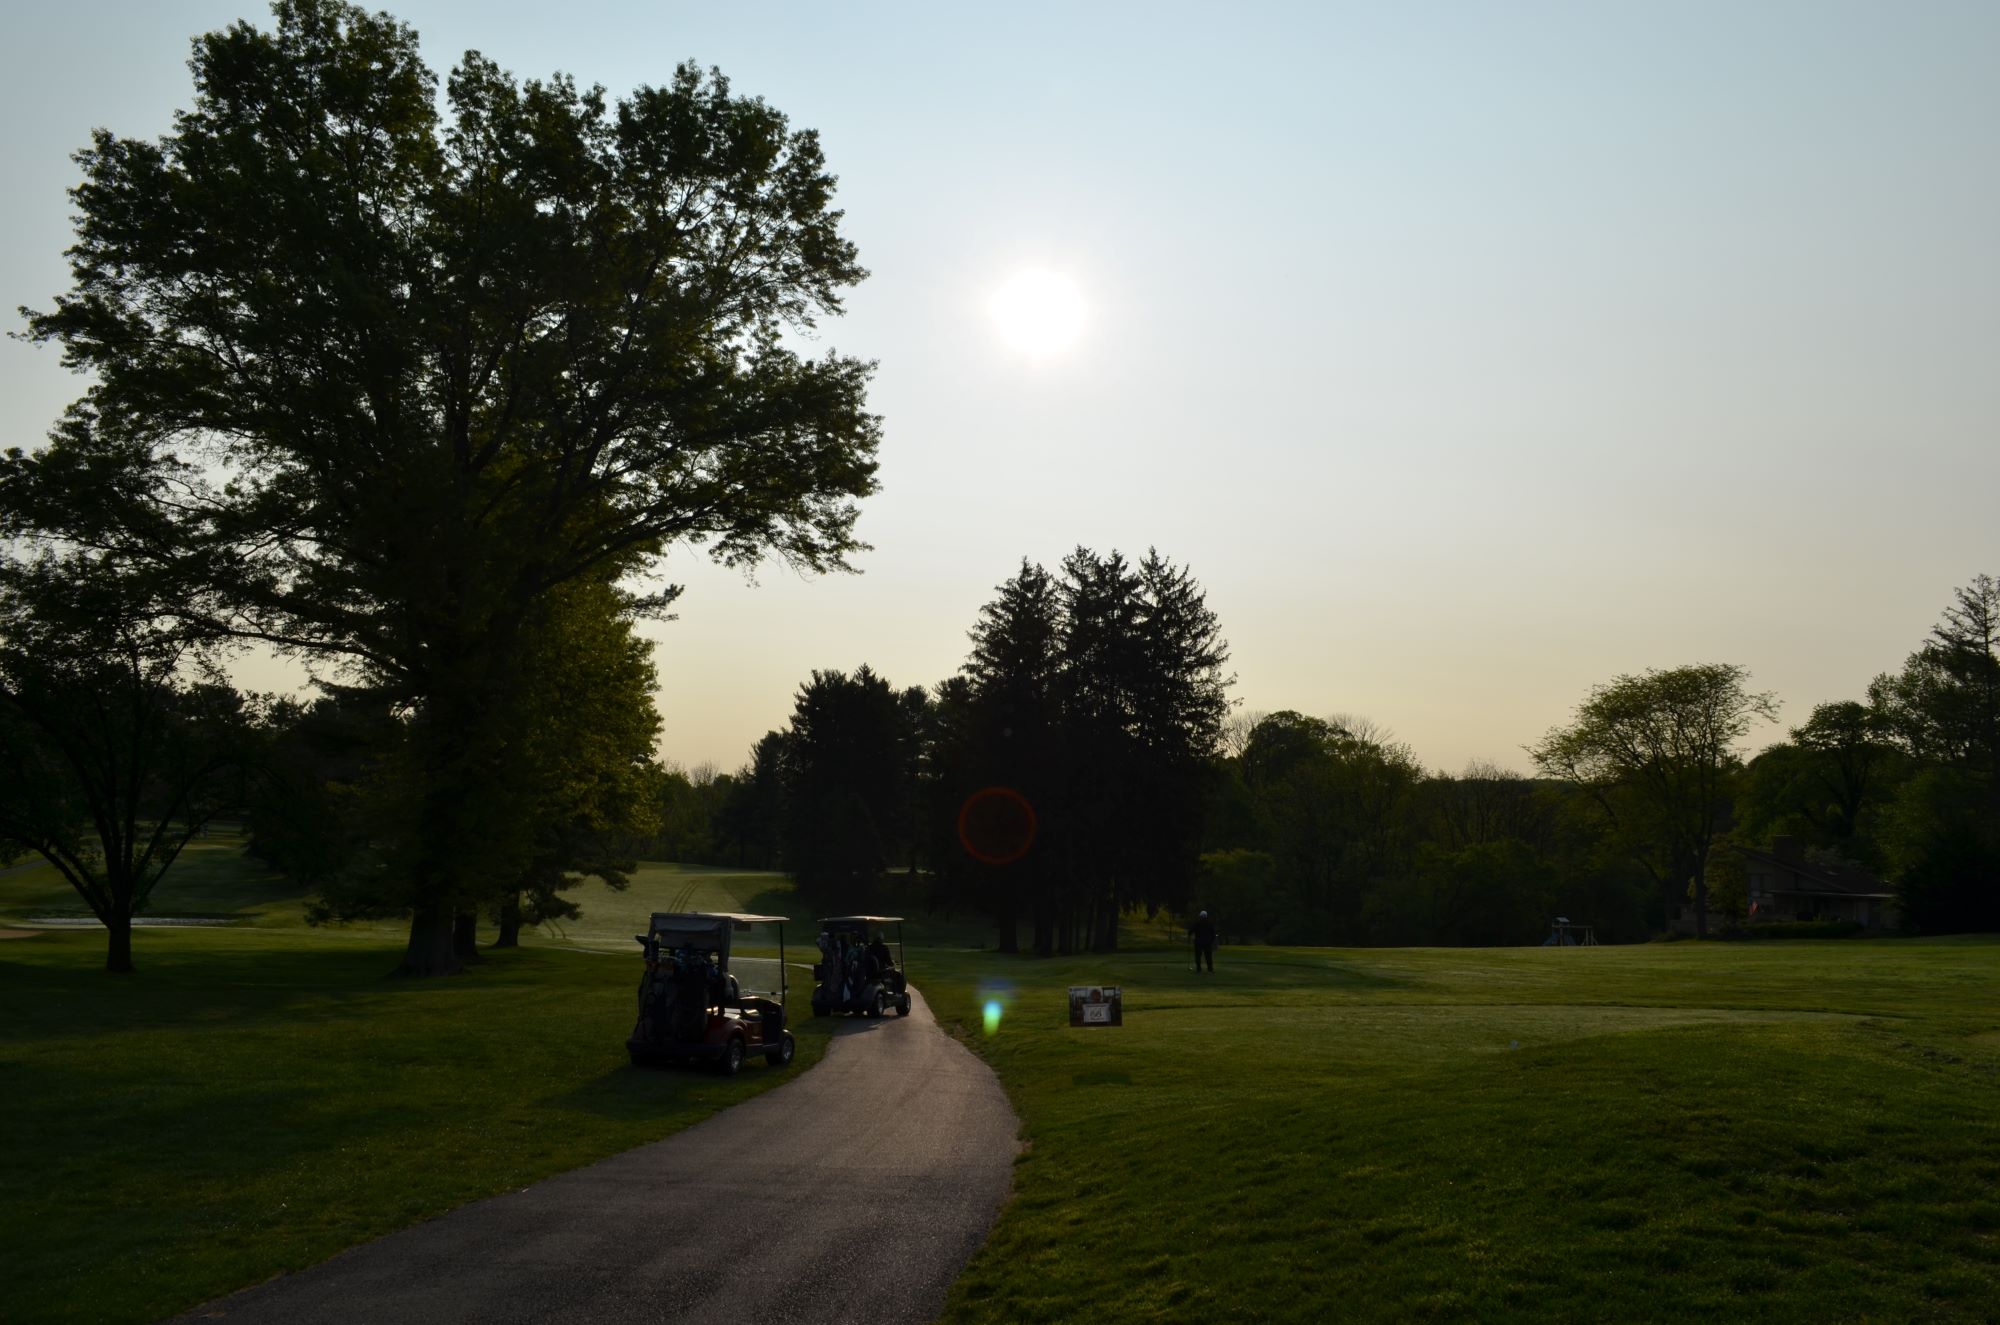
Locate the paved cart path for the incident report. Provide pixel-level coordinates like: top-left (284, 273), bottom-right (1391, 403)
top-left (175, 987), bottom-right (1017, 1325)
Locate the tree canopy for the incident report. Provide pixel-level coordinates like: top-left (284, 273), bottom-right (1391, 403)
top-left (1530, 663), bottom-right (1777, 938)
top-left (1869, 574), bottom-right (2000, 930)
top-left (11, 0), bottom-right (879, 972)
top-left (0, 548), bottom-right (251, 971)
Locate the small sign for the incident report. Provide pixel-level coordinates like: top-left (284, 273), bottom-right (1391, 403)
top-left (1068, 985), bottom-right (1122, 1027)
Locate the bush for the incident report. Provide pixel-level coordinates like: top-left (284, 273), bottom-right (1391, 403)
top-left (1733, 921), bottom-right (1866, 940)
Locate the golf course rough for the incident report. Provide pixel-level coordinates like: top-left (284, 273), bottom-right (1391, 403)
top-left (921, 939), bottom-right (2000, 1324)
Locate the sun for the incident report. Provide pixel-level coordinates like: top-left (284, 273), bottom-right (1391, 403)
top-left (990, 268), bottom-right (1084, 354)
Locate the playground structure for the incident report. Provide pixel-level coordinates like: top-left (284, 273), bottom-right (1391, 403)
top-left (1542, 916), bottom-right (1598, 946)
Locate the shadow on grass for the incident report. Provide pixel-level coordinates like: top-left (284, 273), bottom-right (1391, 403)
top-left (0, 1057), bottom-right (420, 1185)
top-left (0, 940), bottom-right (575, 1044)
top-left (743, 883), bottom-right (800, 918)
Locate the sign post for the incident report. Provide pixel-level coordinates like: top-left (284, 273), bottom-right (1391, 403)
top-left (1067, 985), bottom-right (1123, 1027)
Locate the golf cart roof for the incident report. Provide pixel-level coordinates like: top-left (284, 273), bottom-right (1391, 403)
top-left (645, 912), bottom-right (789, 969)
top-left (646, 912), bottom-right (788, 948)
top-left (700, 911), bottom-right (788, 924)
top-left (649, 911), bottom-right (788, 927)
top-left (819, 915), bottom-right (904, 926)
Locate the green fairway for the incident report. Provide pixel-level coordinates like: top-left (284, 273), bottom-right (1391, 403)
top-left (0, 857), bottom-right (830, 1325)
top-left (919, 938), bottom-right (2000, 1324)
top-left (543, 863), bottom-right (996, 954)
top-left (0, 829), bottom-right (319, 930)
top-left (10, 846), bottom-right (2000, 1324)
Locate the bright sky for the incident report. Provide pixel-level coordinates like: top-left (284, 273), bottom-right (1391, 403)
top-left (4, 2), bottom-right (1996, 775)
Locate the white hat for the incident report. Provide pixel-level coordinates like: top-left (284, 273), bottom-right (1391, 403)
top-left (1198, 911), bottom-right (1208, 919)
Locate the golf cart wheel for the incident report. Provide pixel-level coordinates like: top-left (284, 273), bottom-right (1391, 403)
top-left (868, 990), bottom-right (886, 1019)
top-left (811, 999), bottom-right (829, 1019)
top-left (896, 993), bottom-right (912, 1017)
top-left (767, 1032), bottom-right (796, 1068)
top-left (717, 1036), bottom-right (744, 1077)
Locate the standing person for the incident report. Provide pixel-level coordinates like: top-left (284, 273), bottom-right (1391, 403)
top-left (1190, 911), bottom-right (1217, 973)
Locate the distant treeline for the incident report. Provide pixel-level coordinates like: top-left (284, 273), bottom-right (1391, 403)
top-left (663, 569), bottom-right (2000, 951)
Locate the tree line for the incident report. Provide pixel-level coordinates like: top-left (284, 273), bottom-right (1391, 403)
top-left (7, 6), bottom-right (1995, 973)
top-left (666, 572), bottom-right (2000, 952)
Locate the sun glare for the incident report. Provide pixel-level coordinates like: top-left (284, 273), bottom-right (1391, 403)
top-left (990, 268), bottom-right (1084, 354)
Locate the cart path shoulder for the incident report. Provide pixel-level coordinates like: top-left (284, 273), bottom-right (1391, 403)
top-left (172, 986), bottom-right (1018, 1325)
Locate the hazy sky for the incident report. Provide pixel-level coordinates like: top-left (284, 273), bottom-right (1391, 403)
top-left (5, 2), bottom-right (1996, 775)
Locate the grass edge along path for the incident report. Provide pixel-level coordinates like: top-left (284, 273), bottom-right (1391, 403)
top-left (0, 926), bottom-right (829, 1325)
top-left (919, 938), bottom-right (2000, 1325)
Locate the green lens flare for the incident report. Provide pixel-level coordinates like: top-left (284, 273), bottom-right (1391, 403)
top-left (982, 999), bottom-right (1003, 1035)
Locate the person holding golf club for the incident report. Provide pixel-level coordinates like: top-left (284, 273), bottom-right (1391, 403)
top-left (1190, 910), bottom-right (1217, 973)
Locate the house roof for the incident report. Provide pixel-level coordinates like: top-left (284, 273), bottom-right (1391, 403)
top-left (1735, 847), bottom-right (1895, 899)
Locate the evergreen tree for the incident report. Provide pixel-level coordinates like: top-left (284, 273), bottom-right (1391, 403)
top-left (781, 667), bottom-right (922, 908)
top-left (961, 561), bottom-right (1063, 953)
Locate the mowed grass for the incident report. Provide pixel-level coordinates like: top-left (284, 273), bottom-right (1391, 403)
top-left (545, 862), bottom-right (997, 954)
top-left (11, 846), bottom-right (2000, 1324)
top-left (0, 830), bottom-right (322, 930)
top-left (0, 856), bottom-right (830, 1325)
top-left (918, 939), bottom-right (2000, 1324)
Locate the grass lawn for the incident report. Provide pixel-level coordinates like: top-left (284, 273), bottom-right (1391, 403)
top-left (0, 831), bottom-right (315, 929)
top-left (0, 853), bottom-right (830, 1324)
top-left (10, 847), bottom-right (2000, 1323)
top-left (918, 938), bottom-right (2000, 1324)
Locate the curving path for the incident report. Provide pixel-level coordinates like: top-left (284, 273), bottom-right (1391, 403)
top-left (173, 987), bottom-right (1017, 1324)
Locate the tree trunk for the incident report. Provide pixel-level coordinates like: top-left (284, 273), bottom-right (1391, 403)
top-left (106, 912), bottom-right (135, 974)
top-left (493, 894), bottom-right (522, 948)
top-left (399, 900), bottom-right (463, 977)
top-left (995, 887), bottom-right (1019, 954)
top-left (1095, 889), bottom-right (1119, 952)
top-left (452, 911), bottom-right (483, 962)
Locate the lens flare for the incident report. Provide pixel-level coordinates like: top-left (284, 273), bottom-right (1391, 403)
top-left (958, 786), bottom-right (1037, 865)
top-left (982, 1000), bottom-right (1003, 1035)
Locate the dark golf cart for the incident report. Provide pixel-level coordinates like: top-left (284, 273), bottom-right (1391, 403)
top-left (810, 915), bottom-right (911, 1018)
top-left (627, 911), bottom-right (796, 1075)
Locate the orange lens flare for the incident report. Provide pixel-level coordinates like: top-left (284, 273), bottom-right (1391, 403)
top-left (956, 785), bottom-right (1038, 865)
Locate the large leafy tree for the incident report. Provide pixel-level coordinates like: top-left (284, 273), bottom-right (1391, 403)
top-left (483, 577), bottom-right (663, 949)
top-left (1872, 575), bottom-right (2000, 778)
top-left (1235, 711), bottom-right (1422, 943)
top-left (1735, 701), bottom-right (1903, 869)
top-left (1869, 574), bottom-right (2000, 930)
top-left (14, 0), bottom-right (879, 973)
top-left (1530, 663), bottom-right (1777, 938)
top-left (0, 551), bottom-right (251, 972)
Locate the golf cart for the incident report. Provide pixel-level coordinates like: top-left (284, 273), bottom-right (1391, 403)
top-left (627, 911), bottom-right (796, 1075)
top-left (810, 915), bottom-right (911, 1018)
